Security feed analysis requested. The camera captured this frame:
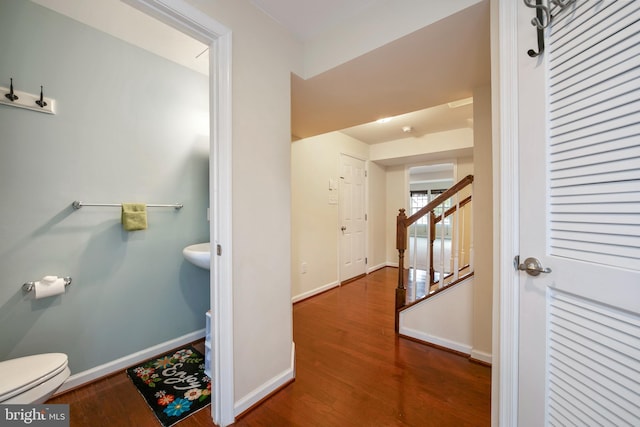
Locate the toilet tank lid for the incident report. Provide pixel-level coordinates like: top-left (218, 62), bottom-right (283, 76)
top-left (0, 353), bottom-right (68, 402)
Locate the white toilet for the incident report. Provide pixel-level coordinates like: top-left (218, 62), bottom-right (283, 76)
top-left (0, 353), bottom-right (70, 404)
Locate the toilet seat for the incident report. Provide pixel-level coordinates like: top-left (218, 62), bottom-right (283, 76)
top-left (0, 353), bottom-right (69, 403)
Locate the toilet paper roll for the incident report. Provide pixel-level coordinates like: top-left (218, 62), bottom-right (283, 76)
top-left (34, 277), bottom-right (66, 299)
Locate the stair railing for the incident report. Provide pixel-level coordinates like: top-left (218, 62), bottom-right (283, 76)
top-left (395, 175), bottom-right (474, 330)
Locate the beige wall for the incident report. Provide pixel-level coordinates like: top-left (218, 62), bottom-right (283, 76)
top-left (188, 0), bottom-right (301, 406)
top-left (400, 279), bottom-right (474, 353)
top-left (385, 165), bottom-right (408, 265)
top-left (471, 85), bottom-right (494, 360)
top-left (187, 0), bottom-right (493, 410)
top-left (291, 132), bottom-right (369, 299)
top-left (368, 161), bottom-right (388, 270)
top-left (457, 156), bottom-right (475, 178)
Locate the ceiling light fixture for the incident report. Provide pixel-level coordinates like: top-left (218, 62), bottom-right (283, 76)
top-left (376, 117), bottom-right (393, 124)
top-left (402, 126), bottom-right (413, 133)
top-left (447, 97), bottom-right (473, 109)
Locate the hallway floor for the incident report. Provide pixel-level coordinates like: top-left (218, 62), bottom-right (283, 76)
top-left (49, 267), bottom-right (491, 426)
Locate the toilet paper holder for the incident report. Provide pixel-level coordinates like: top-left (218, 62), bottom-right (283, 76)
top-left (22, 277), bottom-right (72, 293)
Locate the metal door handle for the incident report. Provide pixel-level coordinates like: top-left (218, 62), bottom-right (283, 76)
top-left (517, 256), bottom-right (551, 276)
top-left (341, 226), bottom-right (346, 231)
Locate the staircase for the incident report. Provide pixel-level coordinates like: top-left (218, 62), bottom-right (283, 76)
top-left (395, 175), bottom-right (474, 331)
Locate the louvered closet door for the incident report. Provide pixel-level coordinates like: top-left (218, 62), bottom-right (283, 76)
top-left (517, 1), bottom-right (640, 426)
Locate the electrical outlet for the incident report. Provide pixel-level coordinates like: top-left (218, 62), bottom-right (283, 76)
top-left (301, 262), bottom-right (307, 274)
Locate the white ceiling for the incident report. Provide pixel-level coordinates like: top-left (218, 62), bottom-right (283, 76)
top-left (287, 0), bottom-right (491, 141)
top-left (341, 101), bottom-right (474, 145)
top-left (31, 0), bottom-right (209, 75)
top-left (249, 0), bottom-right (384, 41)
top-left (32, 0), bottom-right (490, 147)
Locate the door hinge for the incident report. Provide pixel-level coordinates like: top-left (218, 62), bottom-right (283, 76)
top-left (365, 213), bottom-right (368, 221)
top-left (217, 244), bottom-right (222, 256)
top-left (365, 257), bottom-right (368, 265)
top-left (365, 170), bottom-right (368, 177)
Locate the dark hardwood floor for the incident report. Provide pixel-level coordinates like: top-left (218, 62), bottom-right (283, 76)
top-left (49, 267), bottom-right (491, 426)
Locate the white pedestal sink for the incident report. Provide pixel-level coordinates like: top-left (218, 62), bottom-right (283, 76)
top-left (183, 243), bottom-right (211, 270)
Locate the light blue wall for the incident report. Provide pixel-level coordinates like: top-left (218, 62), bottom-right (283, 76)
top-left (0, 0), bottom-right (210, 373)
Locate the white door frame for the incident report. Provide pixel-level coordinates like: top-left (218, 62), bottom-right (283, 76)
top-left (123, 1), bottom-right (234, 425)
top-left (492, 0), bottom-right (521, 425)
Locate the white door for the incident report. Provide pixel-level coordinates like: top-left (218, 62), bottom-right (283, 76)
top-left (339, 154), bottom-right (366, 282)
top-left (516, 1), bottom-right (640, 425)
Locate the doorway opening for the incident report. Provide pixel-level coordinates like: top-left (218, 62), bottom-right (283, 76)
top-left (119, 1), bottom-right (234, 425)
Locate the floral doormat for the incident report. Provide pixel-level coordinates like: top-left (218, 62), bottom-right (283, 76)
top-left (126, 346), bottom-right (211, 427)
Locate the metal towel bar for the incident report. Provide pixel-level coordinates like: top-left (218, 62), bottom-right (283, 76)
top-left (72, 201), bottom-right (183, 210)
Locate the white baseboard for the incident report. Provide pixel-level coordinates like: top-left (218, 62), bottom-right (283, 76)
top-left (399, 326), bottom-right (472, 355)
top-left (234, 342), bottom-right (296, 417)
top-left (57, 329), bottom-right (206, 394)
top-left (367, 262), bottom-right (387, 273)
top-left (292, 281), bottom-right (339, 303)
top-left (293, 264), bottom-right (400, 303)
top-left (470, 349), bottom-right (492, 365)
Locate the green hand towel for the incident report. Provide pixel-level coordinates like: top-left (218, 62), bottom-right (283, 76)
top-left (121, 203), bottom-right (147, 231)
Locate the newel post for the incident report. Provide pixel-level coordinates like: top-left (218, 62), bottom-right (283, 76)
top-left (395, 209), bottom-right (408, 331)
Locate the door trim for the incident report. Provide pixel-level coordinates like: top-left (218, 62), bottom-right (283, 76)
top-left (123, 1), bottom-right (234, 425)
top-left (493, 0), bottom-right (520, 425)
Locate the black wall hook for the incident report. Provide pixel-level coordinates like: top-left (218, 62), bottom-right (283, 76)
top-left (35, 86), bottom-right (47, 108)
top-left (5, 78), bottom-right (18, 101)
top-left (524, 0), bottom-right (549, 57)
top-left (524, 0), bottom-right (577, 58)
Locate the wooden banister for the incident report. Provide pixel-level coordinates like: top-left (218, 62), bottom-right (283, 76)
top-left (404, 175), bottom-right (474, 227)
